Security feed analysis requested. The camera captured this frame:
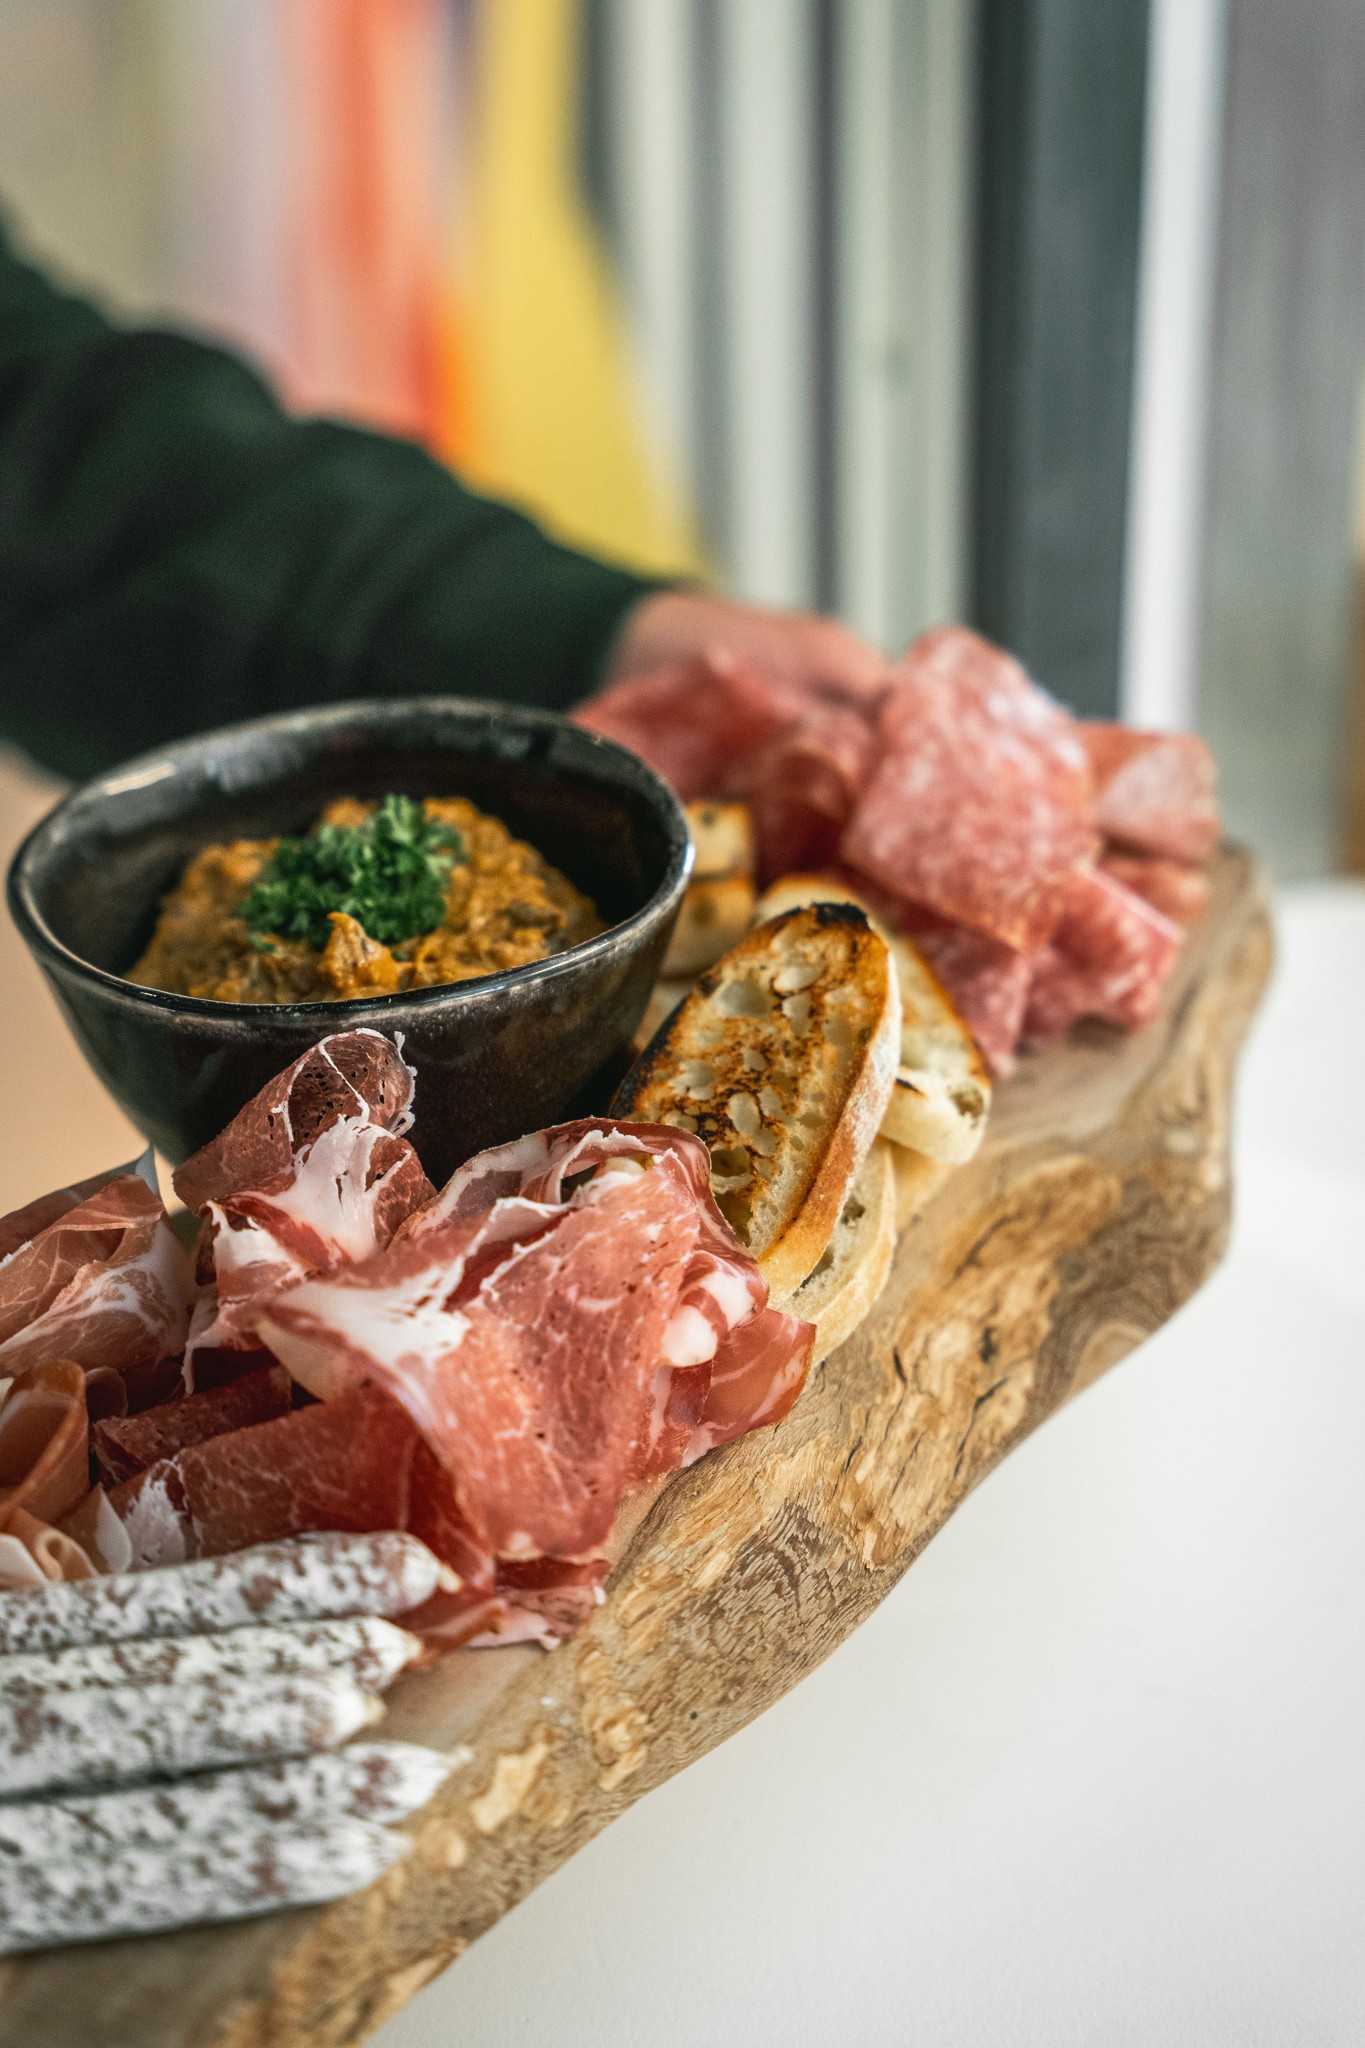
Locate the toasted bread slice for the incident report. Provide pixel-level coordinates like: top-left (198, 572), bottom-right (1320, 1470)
top-left (888, 1145), bottom-right (952, 1234)
top-left (664, 875), bottom-right (757, 976)
top-left (633, 977), bottom-right (694, 1053)
top-left (753, 875), bottom-right (991, 1164)
top-left (615, 903), bottom-right (901, 1297)
top-left (771, 1140), bottom-right (897, 1364)
top-left (664, 804), bottom-right (758, 976)
top-left (688, 801), bottom-right (755, 881)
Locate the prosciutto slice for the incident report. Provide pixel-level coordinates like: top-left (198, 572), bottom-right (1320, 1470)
top-left (92, 1366), bottom-right (294, 1489)
top-left (256, 1123), bottom-right (809, 1539)
top-left (205, 1118), bottom-right (812, 1643)
top-left (172, 1032), bottom-right (433, 1376)
top-left (109, 1383), bottom-right (424, 1570)
top-left (841, 627), bottom-right (1097, 952)
top-left (0, 1173), bottom-right (193, 1392)
top-left (0, 1362), bottom-right (108, 1590)
top-left (106, 1384), bottom-right (575, 1649)
top-left (0, 1160), bottom-right (154, 1266)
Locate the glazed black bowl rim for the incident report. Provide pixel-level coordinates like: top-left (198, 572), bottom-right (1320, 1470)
top-left (6, 695), bottom-right (693, 1022)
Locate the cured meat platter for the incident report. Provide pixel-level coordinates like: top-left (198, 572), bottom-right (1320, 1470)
top-left (0, 845), bottom-right (1271, 2048)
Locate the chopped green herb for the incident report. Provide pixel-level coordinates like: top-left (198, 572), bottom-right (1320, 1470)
top-left (238, 795), bottom-right (465, 950)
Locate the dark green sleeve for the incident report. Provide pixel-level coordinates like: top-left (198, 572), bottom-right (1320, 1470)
top-left (0, 220), bottom-right (662, 782)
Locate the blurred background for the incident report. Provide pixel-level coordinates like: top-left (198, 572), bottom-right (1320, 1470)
top-left (0, 0), bottom-right (1362, 881)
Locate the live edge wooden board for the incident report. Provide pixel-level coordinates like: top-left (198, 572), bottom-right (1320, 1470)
top-left (0, 849), bottom-right (1271, 2048)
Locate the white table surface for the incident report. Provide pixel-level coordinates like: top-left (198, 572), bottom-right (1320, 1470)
top-left (374, 880), bottom-right (1365, 2048)
top-left (0, 756), bottom-right (1357, 2047)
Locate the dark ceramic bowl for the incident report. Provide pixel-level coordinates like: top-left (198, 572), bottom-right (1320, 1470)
top-left (7, 698), bottom-right (690, 1186)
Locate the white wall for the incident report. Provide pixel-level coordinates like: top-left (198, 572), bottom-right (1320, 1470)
top-left (1120, 0), bottom-right (1228, 732)
top-left (836, 0), bottom-right (973, 652)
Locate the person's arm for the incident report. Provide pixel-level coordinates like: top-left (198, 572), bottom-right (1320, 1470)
top-left (0, 220), bottom-right (661, 781)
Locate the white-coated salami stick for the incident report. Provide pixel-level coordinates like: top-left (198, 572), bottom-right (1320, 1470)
top-left (0, 1818), bottom-right (409, 1953)
top-left (0, 1741), bottom-right (452, 1860)
top-left (0, 1532), bottom-right (453, 1656)
top-left (0, 1616), bottom-right (421, 1704)
top-left (0, 1670), bottom-right (383, 1798)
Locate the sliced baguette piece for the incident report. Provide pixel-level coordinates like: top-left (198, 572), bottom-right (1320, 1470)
top-left (633, 977), bottom-right (694, 1053)
top-left (663, 875), bottom-right (757, 977)
top-left (688, 800), bottom-right (755, 881)
top-left (888, 1145), bottom-right (952, 1235)
top-left (753, 874), bottom-right (992, 1165)
top-left (770, 1140), bottom-right (897, 1365)
top-left (663, 803), bottom-right (758, 976)
top-left (615, 903), bottom-right (901, 1298)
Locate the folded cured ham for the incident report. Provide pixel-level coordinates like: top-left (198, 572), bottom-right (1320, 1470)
top-left (135, 1064), bottom-right (815, 1647)
top-left (0, 1165), bottom-right (193, 1396)
top-left (92, 1365), bottom-right (294, 1489)
top-left (578, 624), bottom-right (1221, 1073)
top-left (0, 1362), bottom-right (105, 1590)
top-left (0, 1169), bottom-right (192, 1586)
top-left (173, 1031), bottom-right (433, 1379)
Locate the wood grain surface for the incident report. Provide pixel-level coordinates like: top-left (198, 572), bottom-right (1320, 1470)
top-left (0, 848), bottom-right (1272, 2048)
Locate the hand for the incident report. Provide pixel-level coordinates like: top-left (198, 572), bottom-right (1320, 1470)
top-left (604, 588), bottom-right (891, 705)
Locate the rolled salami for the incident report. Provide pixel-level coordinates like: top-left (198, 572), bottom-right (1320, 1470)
top-left (0, 1670), bottom-right (383, 1798)
top-left (0, 1532), bottom-right (453, 1656)
top-left (0, 1818), bottom-right (408, 1953)
top-left (0, 1741), bottom-right (452, 1860)
top-left (0, 1616), bottom-right (421, 1703)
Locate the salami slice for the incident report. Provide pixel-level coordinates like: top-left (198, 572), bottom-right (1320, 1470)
top-left (898, 916), bottom-right (1034, 1076)
top-left (841, 626), bottom-right (1096, 951)
top-left (0, 1818), bottom-right (407, 1953)
top-left (0, 1531), bottom-right (452, 1656)
top-left (1080, 723), bottom-right (1219, 864)
top-left (1023, 865), bottom-right (1184, 1044)
top-left (1099, 851), bottom-right (1211, 927)
top-left (572, 652), bottom-right (808, 801)
top-left (727, 703), bottom-right (877, 883)
top-left (0, 1740), bottom-right (451, 1859)
top-left (0, 1669), bottom-right (384, 1797)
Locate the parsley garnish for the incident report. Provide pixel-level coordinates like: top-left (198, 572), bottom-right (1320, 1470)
top-left (238, 795), bottom-right (465, 949)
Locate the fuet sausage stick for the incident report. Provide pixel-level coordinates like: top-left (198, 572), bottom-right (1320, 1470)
top-left (0, 1670), bottom-right (383, 1798)
top-left (0, 1615), bottom-right (421, 1703)
top-left (0, 1819), bottom-right (409, 1953)
top-left (0, 1741), bottom-right (453, 1860)
top-left (0, 1532), bottom-right (455, 1656)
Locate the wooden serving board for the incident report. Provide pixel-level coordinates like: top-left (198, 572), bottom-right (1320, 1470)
top-left (0, 849), bottom-right (1272, 2048)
